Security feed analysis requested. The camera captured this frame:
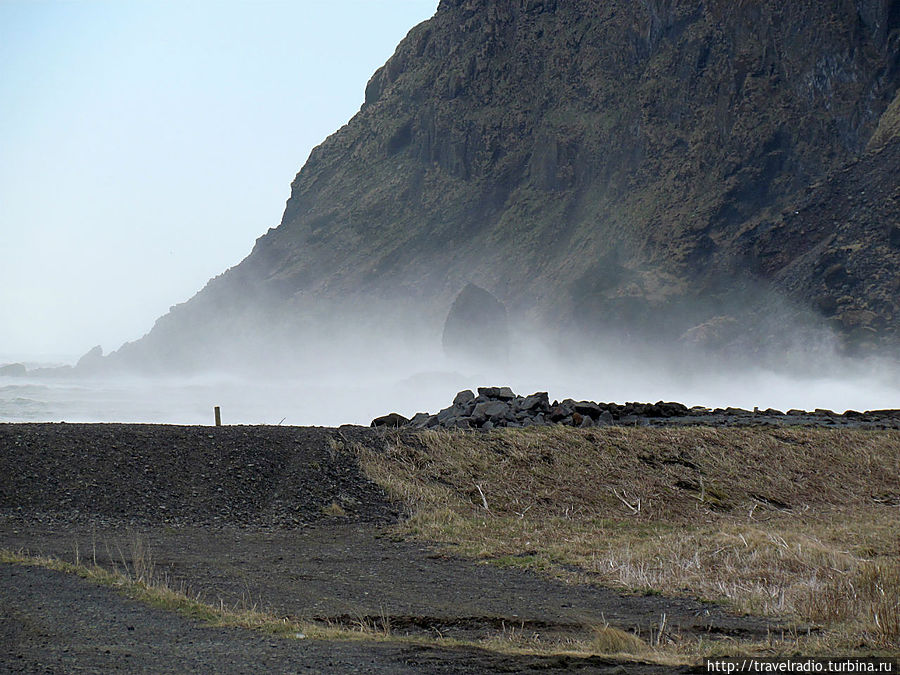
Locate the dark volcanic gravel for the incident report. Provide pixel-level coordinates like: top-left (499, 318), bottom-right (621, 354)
top-left (2, 564), bottom-right (696, 674)
top-left (0, 423), bottom-right (398, 529)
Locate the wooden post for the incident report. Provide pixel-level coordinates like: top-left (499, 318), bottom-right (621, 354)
top-left (214, 406), bottom-right (221, 426)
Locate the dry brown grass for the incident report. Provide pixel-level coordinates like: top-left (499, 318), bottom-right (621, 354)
top-left (321, 500), bottom-right (349, 517)
top-left (590, 624), bottom-right (649, 655)
top-left (357, 426), bottom-right (900, 654)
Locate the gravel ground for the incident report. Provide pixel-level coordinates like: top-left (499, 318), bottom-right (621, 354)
top-left (0, 424), bottom-right (398, 529)
top-left (0, 423), bottom-right (776, 673)
top-left (2, 564), bottom-right (699, 674)
top-left (1, 522), bottom-right (775, 643)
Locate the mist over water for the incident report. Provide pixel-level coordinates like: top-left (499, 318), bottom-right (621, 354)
top-left (3, 330), bottom-right (899, 425)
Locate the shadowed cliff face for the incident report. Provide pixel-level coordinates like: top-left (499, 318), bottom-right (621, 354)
top-left (112, 0), bottom-right (900, 371)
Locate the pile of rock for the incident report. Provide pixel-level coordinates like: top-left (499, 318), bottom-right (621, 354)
top-left (372, 386), bottom-right (691, 430)
top-left (370, 387), bottom-right (900, 430)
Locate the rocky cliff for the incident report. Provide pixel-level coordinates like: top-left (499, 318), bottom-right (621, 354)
top-left (111, 0), bottom-right (900, 371)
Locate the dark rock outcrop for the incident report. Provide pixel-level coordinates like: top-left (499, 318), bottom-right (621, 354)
top-left (371, 413), bottom-right (409, 428)
top-left (442, 284), bottom-right (509, 364)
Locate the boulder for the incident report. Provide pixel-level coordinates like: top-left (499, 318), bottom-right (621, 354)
top-left (723, 407), bottom-right (751, 416)
top-left (453, 390), bottom-right (475, 406)
top-left (477, 386), bottom-right (516, 400)
top-left (408, 412), bottom-right (434, 428)
top-left (442, 284), bottom-right (509, 364)
top-left (472, 400), bottom-right (511, 424)
top-left (371, 412), bottom-right (409, 428)
top-left (548, 402), bottom-right (572, 422)
top-left (655, 401), bottom-right (690, 417)
top-left (436, 406), bottom-right (460, 424)
top-left (517, 392), bottom-right (550, 412)
top-left (573, 400), bottom-right (604, 419)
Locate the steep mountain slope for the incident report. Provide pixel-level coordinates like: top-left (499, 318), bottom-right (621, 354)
top-left (734, 90), bottom-right (900, 355)
top-left (112, 0), bottom-right (900, 371)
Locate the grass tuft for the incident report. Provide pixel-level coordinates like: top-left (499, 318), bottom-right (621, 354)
top-left (591, 625), bottom-right (648, 655)
top-left (321, 501), bottom-right (348, 517)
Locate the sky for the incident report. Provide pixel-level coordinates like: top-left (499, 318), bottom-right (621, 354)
top-left (0, 0), bottom-right (438, 361)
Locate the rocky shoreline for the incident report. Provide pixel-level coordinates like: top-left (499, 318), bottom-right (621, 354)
top-left (372, 386), bottom-right (900, 430)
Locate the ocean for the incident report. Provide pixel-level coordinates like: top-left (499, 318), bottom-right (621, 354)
top-left (2, 353), bottom-right (899, 425)
top-left (0, 356), bottom-right (474, 426)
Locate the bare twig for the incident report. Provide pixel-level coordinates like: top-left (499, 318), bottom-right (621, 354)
top-left (475, 483), bottom-right (490, 512)
top-left (114, 538), bottom-right (130, 579)
top-left (654, 612), bottom-right (667, 647)
top-left (613, 489), bottom-right (641, 515)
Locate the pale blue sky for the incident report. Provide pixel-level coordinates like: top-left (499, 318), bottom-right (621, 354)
top-left (0, 0), bottom-right (438, 359)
